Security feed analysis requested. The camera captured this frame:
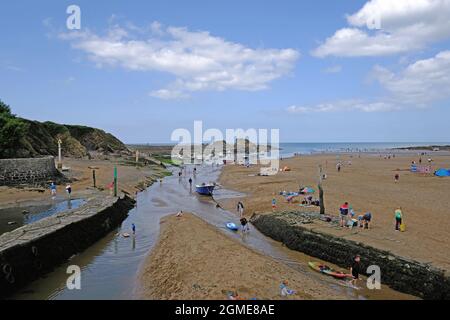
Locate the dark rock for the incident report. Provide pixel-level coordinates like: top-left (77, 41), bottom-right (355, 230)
top-left (250, 213), bottom-right (450, 300)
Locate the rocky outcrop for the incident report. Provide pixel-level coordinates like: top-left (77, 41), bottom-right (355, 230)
top-left (250, 212), bottom-right (450, 300)
top-left (1, 117), bottom-right (129, 159)
top-left (0, 195), bottom-right (135, 298)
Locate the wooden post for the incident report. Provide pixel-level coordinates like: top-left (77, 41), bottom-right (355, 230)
top-left (92, 169), bottom-right (96, 188)
top-left (318, 165), bottom-right (325, 215)
top-left (114, 166), bottom-right (118, 197)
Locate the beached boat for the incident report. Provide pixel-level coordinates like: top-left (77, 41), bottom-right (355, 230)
top-left (308, 262), bottom-right (353, 280)
top-left (195, 184), bottom-right (215, 196)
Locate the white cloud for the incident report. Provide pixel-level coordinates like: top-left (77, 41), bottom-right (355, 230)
top-left (312, 0), bottom-right (450, 57)
top-left (287, 99), bottom-right (397, 114)
top-left (60, 22), bottom-right (299, 99)
top-left (288, 50), bottom-right (450, 114)
top-left (372, 50), bottom-right (450, 105)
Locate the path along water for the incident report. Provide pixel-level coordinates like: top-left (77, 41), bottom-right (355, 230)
top-left (13, 164), bottom-right (412, 300)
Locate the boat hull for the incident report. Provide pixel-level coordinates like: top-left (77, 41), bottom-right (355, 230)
top-left (195, 185), bottom-right (215, 196)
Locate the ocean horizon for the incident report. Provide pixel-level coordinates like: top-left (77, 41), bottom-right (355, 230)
top-left (129, 142), bottom-right (450, 157)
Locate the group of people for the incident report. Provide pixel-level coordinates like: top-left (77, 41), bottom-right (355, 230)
top-left (339, 202), bottom-right (405, 231)
top-left (49, 182), bottom-right (72, 199)
top-left (339, 202), bottom-right (372, 229)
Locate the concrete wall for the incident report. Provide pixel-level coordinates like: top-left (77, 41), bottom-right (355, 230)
top-left (0, 156), bottom-right (58, 186)
top-left (251, 213), bottom-right (450, 300)
top-left (0, 195), bottom-right (135, 298)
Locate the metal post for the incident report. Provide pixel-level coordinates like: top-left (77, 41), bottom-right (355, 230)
top-left (114, 166), bottom-right (118, 197)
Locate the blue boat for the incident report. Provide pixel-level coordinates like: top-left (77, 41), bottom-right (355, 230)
top-left (195, 184), bottom-right (215, 196)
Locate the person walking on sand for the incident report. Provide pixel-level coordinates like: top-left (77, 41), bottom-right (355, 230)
top-left (237, 201), bottom-right (244, 218)
top-left (272, 198), bottom-right (277, 211)
top-left (395, 207), bottom-right (403, 231)
top-left (350, 255), bottom-right (361, 286)
top-left (65, 184), bottom-right (72, 199)
top-left (188, 177), bottom-right (193, 191)
top-left (394, 173), bottom-right (399, 183)
top-left (339, 202), bottom-right (349, 227)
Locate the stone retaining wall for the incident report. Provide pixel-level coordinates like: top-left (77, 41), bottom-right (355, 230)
top-left (0, 156), bottom-right (60, 186)
top-left (0, 195), bottom-right (135, 298)
top-left (251, 213), bottom-right (450, 300)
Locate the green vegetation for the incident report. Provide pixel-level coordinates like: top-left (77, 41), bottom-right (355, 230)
top-left (0, 100), bottom-right (29, 158)
top-left (153, 154), bottom-right (181, 167)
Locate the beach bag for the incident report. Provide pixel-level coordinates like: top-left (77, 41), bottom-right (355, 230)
top-left (400, 223), bottom-right (406, 232)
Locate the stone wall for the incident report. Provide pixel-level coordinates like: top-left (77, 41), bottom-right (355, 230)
top-left (0, 195), bottom-right (135, 298)
top-left (0, 156), bottom-right (59, 186)
top-left (251, 213), bottom-right (450, 300)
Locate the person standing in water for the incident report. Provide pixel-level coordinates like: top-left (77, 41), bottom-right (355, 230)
top-left (50, 182), bottom-right (57, 198)
top-left (240, 217), bottom-right (249, 233)
top-left (237, 201), bottom-right (244, 218)
top-left (132, 223), bottom-right (136, 235)
top-left (188, 177), bottom-right (193, 191)
top-left (65, 184), bottom-right (72, 199)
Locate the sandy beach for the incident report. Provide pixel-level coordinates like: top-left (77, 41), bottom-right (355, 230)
top-left (138, 213), bottom-right (352, 300)
top-left (0, 158), bottom-right (167, 209)
top-left (218, 153), bottom-right (450, 272)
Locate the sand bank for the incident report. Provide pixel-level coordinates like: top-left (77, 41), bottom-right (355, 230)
top-left (138, 213), bottom-right (350, 300)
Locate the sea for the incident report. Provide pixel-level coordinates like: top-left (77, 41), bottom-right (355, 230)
top-left (142, 142), bottom-right (449, 158)
top-left (276, 142), bottom-right (449, 157)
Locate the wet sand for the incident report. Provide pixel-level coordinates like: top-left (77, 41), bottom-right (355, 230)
top-left (139, 213), bottom-right (349, 300)
top-left (219, 153), bottom-right (450, 272)
top-left (0, 158), bottom-right (167, 209)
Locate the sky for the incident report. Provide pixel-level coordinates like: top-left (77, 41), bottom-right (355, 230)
top-left (1, 0), bottom-right (450, 143)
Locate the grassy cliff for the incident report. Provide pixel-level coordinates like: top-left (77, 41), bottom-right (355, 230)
top-left (0, 100), bottom-right (129, 159)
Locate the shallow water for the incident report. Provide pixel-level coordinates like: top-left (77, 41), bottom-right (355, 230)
top-left (12, 165), bottom-right (413, 300)
top-left (0, 198), bottom-right (85, 236)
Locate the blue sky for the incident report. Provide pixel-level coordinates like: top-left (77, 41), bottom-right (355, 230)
top-left (1, 0), bottom-right (450, 143)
